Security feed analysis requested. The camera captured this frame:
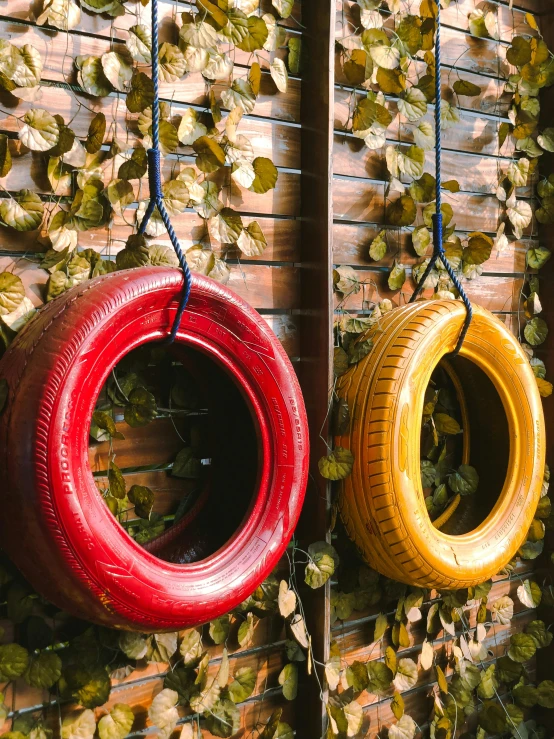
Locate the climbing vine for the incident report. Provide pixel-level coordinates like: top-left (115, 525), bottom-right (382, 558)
top-left (0, 0), bottom-right (553, 738)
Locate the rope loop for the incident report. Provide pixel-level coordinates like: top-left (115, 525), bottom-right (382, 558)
top-left (409, 0), bottom-right (472, 357)
top-left (137, 0), bottom-right (191, 343)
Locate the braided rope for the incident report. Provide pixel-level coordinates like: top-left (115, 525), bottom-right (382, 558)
top-left (138, 0), bottom-right (192, 342)
top-left (409, 0), bottom-right (472, 356)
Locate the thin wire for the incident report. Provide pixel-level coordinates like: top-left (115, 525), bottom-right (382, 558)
top-left (409, 0), bottom-right (472, 357)
top-left (138, 0), bottom-right (192, 342)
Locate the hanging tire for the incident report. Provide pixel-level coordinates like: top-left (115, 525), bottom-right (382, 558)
top-left (336, 300), bottom-right (545, 589)
top-left (0, 267), bottom-right (309, 631)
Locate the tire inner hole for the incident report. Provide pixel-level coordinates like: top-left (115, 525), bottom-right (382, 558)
top-left (421, 358), bottom-right (510, 536)
top-left (88, 343), bottom-right (260, 564)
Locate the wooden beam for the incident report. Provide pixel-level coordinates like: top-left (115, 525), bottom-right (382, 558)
top-left (296, 0), bottom-right (335, 736)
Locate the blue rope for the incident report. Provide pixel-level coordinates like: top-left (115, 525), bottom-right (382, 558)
top-left (138, 0), bottom-right (192, 343)
top-left (409, 0), bottom-right (472, 357)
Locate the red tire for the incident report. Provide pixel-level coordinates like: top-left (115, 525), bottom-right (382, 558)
top-left (0, 267), bottom-right (308, 631)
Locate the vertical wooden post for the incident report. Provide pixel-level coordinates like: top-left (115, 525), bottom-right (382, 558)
top-left (534, 9), bottom-right (554, 730)
top-left (296, 1), bottom-right (335, 737)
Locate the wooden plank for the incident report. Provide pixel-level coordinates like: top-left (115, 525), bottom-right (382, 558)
top-left (333, 271), bottom-right (524, 313)
top-left (332, 133), bottom-right (535, 198)
top-left (334, 95), bottom-right (516, 160)
top-left (2, 0), bottom-right (302, 38)
top-left (0, 13), bottom-right (296, 73)
top-left (336, 0), bottom-right (536, 44)
top-left (0, 261), bottom-right (298, 308)
top-left (332, 222), bottom-right (535, 274)
top-left (0, 153), bottom-right (300, 217)
top-left (332, 176), bottom-right (534, 236)
top-left (335, 67), bottom-right (511, 118)
top-left (295, 0), bottom-right (335, 736)
top-left (0, 210), bottom-right (300, 263)
top-left (0, 18), bottom-right (301, 125)
top-left (0, 87), bottom-right (301, 169)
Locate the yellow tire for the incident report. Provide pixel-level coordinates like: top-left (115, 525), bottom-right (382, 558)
top-left (336, 300), bottom-right (545, 589)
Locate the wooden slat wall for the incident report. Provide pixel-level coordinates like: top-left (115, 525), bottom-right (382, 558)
top-left (0, 0), bottom-right (304, 359)
top-left (333, 0), bottom-right (541, 339)
top-left (330, 0), bottom-right (545, 730)
top-left (0, 0), bottom-right (306, 736)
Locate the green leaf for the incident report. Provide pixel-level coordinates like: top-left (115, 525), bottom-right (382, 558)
top-left (237, 221), bottom-right (267, 257)
top-left (305, 541), bottom-right (339, 589)
top-left (409, 173), bottom-right (436, 204)
top-left (126, 72), bottom-right (154, 113)
top-left (388, 195), bottom-right (416, 226)
top-left (525, 619), bottom-right (553, 648)
top-left (101, 52), bottom-right (132, 92)
top-left (434, 413), bottom-right (461, 435)
top-left (272, 0), bottom-right (293, 18)
top-left (507, 36), bottom-right (532, 67)
top-left (0, 190), bottom-right (44, 231)
top-left (228, 666), bottom-right (256, 703)
top-left (526, 246), bottom-right (551, 269)
top-left (270, 57), bottom-right (288, 93)
top-left (453, 79), bottom-right (481, 96)
top-left (61, 710), bottom-right (96, 739)
top-left (369, 229), bottom-right (387, 261)
top-left (366, 661), bottom-right (393, 695)
top-left (158, 43), bottom-right (186, 84)
top-left (377, 67), bottom-right (406, 94)
top-left (388, 260), bottom-right (406, 290)
top-left (278, 663), bottom-right (298, 700)
top-left (126, 24), bottom-right (152, 64)
top-left (496, 655), bottom-right (522, 683)
top-left (513, 684), bottom-right (538, 708)
top-left (524, 317), bottom-right (548, 346)
top-left (464, 231), bottom-right (493, 266)
top-left (209, 615), bottom-right (230, 645)
top-left (172, 447), bottom-right (201, 479)
top-left (118, 148), bottom-right (147, 180)
top-left (204, 699), bottom-right (240, 738)
top-left (237, 612), bottom-right (255, 648)
top-left (288, 37), bottom-right (301, 74)
top-left (479, 702), bottom-right (506, 734)
top-left (517, 579), bottom-right (542, 608)
top-left (193, 135), bottom-right (226, 173)
top-left (98, 705), bottom-right (134, 739)
top-left (478, 664), bottom-right (498, 700)
top-left (537, 680), bottom-right (554, 708)
top-left (393, 658), bottom-right (418, 692)
top-left (448, 464), bottom-right (478, 495)
top-left (108, 460), bottom-right (126, 500)
top-left (128, 485), bottom-right (154, 519)
top-left (346, 661), bottom-right (369, 692)
top-left (508, 633), bottom-right (537, 663)
top-left (0, 644), bottom-right (29, 681)
top-left (538, 127), bottom-right (554, 152)
top-left (352, 97), bottom-right (392, 131)
top-left (397, 145), bottom-right (425, 180)
top-left (249, 157), bottom-right (278, 194)
top-left (148, 689), bottom-right (179, 736)
top-left (24, 652), bottom-right (61, 689)
top-left (318, 447), bottom-right (354, 480)
top-left (412, 226), bottom-right (431, 257)
top-left (179, 629), bottom-right (203, 667)
top-left (398, 87), bottom-right (427, 122)
top-left (19, 108), bottom-right (59, 151)
top-left (124, 387), bottom-right (157, 427)
top-left (118, 632), bottom-right (148, 660)
top-left (0, 134), bottom-right (12, 177)
top-left (209, 208), bottom-right (243, 244)
top-left (0, 273), bottom-right (25, 316)
top-left (423, 202), bottom-right (453, 229)
top-left (67, 666), bottom-right (111, 708)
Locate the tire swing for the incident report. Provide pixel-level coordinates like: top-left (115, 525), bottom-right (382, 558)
top-left (335, 2), bottom-right (545, 590)
top-left (0, 3), bottom-right (308, 632)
